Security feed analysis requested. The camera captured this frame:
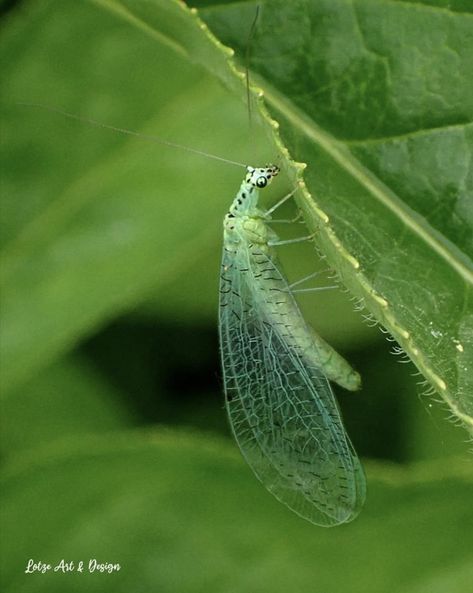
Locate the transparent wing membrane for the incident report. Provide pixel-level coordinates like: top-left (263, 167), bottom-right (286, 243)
top-left (219, 245), bottom-right (365, 526)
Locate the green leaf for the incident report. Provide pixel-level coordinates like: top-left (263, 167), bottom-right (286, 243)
top-left (1, 0), bottom-right (471, 438)
top-left (199, 0), bottom-right (473, 431)
top-left (1, 430), bottom-right (472, 593)
top-left (0, 0), bottom-right (280, 394)
top-left (0, 354), bottom-right (134, 459)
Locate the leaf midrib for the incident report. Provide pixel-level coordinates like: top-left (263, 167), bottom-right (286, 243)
top-left (90, 0), bottom-right (189, 57)
top-left (262, 82), bottom-right (473, 285)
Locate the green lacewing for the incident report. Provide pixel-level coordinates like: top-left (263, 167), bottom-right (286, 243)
top-left (22, 103), bottom-right (366, 525)
top-left (219, 164), bottom-right (365, 526)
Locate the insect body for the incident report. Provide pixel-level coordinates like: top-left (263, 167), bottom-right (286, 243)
top-left (26, 103), bottom-right (366, 525)
top-left (219, 165), bottom-right (366, 526)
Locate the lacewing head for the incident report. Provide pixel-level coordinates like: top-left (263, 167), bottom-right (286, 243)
top-left (245, 165), bottom-right (280, 189)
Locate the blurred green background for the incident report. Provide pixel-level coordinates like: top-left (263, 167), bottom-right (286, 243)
top-left (1, 1), bottom-right (472, 592)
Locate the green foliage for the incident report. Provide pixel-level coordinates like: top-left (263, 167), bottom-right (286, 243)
top-left (200, 0), bottom-right (473, 432)
top-left (1, 432), bottom-right (472, 593)
top-left (0, 0), bottom-right (472, 591)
